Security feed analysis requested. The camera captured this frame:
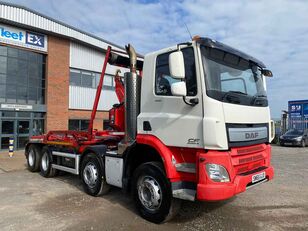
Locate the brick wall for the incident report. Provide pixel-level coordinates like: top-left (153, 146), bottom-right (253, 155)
top-left (68, 109), bottom-right (109, 130)
top-left (46, 36), bottom-right (70, 131)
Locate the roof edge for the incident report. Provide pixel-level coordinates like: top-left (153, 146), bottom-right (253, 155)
top-left (0, 1), bottom-right (125, 51)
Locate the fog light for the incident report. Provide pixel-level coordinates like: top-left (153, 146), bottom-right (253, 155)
top-left (206, 163), bottom-right (230, 182)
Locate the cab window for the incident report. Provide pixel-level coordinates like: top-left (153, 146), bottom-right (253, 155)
top-left (155, 47), bottom-right (197, 96)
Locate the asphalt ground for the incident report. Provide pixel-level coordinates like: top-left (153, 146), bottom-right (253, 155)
top-left (0, 145), bottom-right (307, 231)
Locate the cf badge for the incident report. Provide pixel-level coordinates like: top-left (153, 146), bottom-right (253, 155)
top-left (187, 138), bottom-right (200, 145)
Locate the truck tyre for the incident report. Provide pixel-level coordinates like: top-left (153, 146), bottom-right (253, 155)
top-left (26, 145), bottom-right (41, 172)
top-left (132, 162), bottom-right (181, 223)
top-left (81, 154), bottom-right (110, 196)
top-left (40, 147), bottom-right (57, 177)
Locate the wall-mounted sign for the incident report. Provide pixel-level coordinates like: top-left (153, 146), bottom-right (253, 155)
top-left (303, 104), bottom-right (308, 118)
top-left (1, 104), bottom-right (33, 110)
top-left (0, 24), bottom-right (47, 52)
top-left (289, 103), bottom-right (302, 118)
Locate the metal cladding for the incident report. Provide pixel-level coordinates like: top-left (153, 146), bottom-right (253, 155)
top-left (124, 72), bottom-right (141, 143)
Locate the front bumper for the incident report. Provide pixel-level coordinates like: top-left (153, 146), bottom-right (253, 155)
top-left (197, 166), bottom-right (274, 201)
top-left (280, 139), bottom-right (302, 146)
top-left (196, 144), bottom-right (274, 201)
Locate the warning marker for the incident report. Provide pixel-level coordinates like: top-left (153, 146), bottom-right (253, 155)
top-left (9, 137), bottom-right (14, 157)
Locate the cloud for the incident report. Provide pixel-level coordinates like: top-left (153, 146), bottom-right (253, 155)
top-left (6, 0), bottom-right (308, 118)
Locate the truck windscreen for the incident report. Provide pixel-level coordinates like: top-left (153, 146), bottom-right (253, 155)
top-left (201, 46), bottom-right (268, 107)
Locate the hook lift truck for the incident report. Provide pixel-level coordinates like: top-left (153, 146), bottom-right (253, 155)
top-left (25, 36), bottom-right (275, 223)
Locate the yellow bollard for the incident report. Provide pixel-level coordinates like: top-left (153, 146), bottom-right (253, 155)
top-left (9, 137), bottom-right (14, 157)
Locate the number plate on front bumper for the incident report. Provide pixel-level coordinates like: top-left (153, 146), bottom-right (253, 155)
top-left (252, 171), bottom-right (266, 183)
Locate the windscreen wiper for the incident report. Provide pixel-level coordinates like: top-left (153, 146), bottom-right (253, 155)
top-left (251, 94), bottom-right (267, 106)
top-left (222, 91), bottom-right (247, 103)
top-left (228, 91), bottom-right (248, 95)
top-left (222, 90), bottom-right (247, 99)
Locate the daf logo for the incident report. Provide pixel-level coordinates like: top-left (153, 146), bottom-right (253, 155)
top-left (245, 132), bottom-right (259, 139)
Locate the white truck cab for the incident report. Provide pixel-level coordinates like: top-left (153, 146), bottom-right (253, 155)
top-left (138, 37), bottom-right (274, 150)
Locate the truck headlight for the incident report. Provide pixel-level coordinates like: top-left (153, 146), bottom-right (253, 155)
top-left (206, 163), bottom-right (230, 182)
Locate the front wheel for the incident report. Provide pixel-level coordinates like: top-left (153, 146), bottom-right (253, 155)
top-left (80, 154), bottom-right (110, 196)
top-left (132, 162), bottom-right (181, 223)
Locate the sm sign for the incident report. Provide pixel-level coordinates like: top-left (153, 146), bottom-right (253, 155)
top-left (26, 31), bottom-right (45, 48)
top-left (0, 24), bottom-right (47, 52)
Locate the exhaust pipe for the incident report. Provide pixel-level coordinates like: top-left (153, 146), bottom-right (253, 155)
top-left (118, 44), bottom-right (141, 154)
top-left (125, 44), bottom-right (137, 73)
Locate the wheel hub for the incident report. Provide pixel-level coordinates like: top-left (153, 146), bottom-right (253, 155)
top-left (83, 163), bottom-right (98, 188)
top-left (28, 150), bottom-right (34, 166)
top-left (41, 152), bottom-right (49, 171)
top-left (137, 176), bottom-right (162, 211)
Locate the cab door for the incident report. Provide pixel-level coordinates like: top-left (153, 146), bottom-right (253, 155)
top-left (138, 46), bottom-right (204, 148)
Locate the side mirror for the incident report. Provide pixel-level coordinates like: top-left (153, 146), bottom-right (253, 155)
top-left (171, 81), bottom-right (187, 96)
top-left (169, 51), bottom-right (185, 79)
top-left (261, 69), bottom-right (273, 77)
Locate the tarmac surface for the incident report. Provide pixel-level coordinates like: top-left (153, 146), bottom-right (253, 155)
top-left (0, 145), bottom-right (307, 231)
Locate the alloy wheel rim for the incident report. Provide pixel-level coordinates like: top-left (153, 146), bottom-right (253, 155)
top-left (28, 150), bottom-right (34, 166)
top-left (83, 163), bottom-right (98, 188)
top-left (137, 176), bottom-right (162, 212)
top-left (41, 152), bottom-right (49, 171)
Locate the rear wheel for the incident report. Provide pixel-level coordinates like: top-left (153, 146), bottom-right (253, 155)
top-left (40, 147), bottom-right (57, 177)
top-left (27, 145), bottom-right (41, 172)
top-left (81, 154), bottom-right (110, 196)
top-left (132, 162), bottom-right (181, 223)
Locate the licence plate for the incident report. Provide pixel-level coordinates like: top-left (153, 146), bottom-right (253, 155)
top-left (285, 143), bottom-right (292, 145)
top-left (252, 171), bottom-right (266, 183)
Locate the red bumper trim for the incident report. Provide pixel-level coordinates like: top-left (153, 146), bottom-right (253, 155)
top-left (197, 166), bottom-right (274, 201)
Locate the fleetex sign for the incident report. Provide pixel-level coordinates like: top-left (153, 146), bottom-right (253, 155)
top-left (0, 24), bottom-right (47, 52)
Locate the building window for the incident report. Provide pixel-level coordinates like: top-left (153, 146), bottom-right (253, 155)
top-left (69, 69), bottom-right (81, 86)
top-left (82, 71), bottom-right (95, 88)
top-left (69, 68), bottom-right (115, 90)
top-left (68, 119), bottom-right (90, 131)
top-left (0, 45), bottom-right (46, 104)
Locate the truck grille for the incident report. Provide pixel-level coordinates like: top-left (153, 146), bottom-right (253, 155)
top-left (226, 123), bottom-right (269, 147)
top-left (230, 144), bottom-right (267, 175)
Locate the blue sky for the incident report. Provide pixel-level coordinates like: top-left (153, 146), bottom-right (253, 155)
top-left (6, 0), bottom-right (308, 118)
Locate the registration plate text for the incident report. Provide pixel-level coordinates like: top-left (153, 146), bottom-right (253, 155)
top-left (252, 171), bottom-right (266, 184)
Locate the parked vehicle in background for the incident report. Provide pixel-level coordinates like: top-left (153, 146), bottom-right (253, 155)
top-left (279, 129), bottom-right (308, 147)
